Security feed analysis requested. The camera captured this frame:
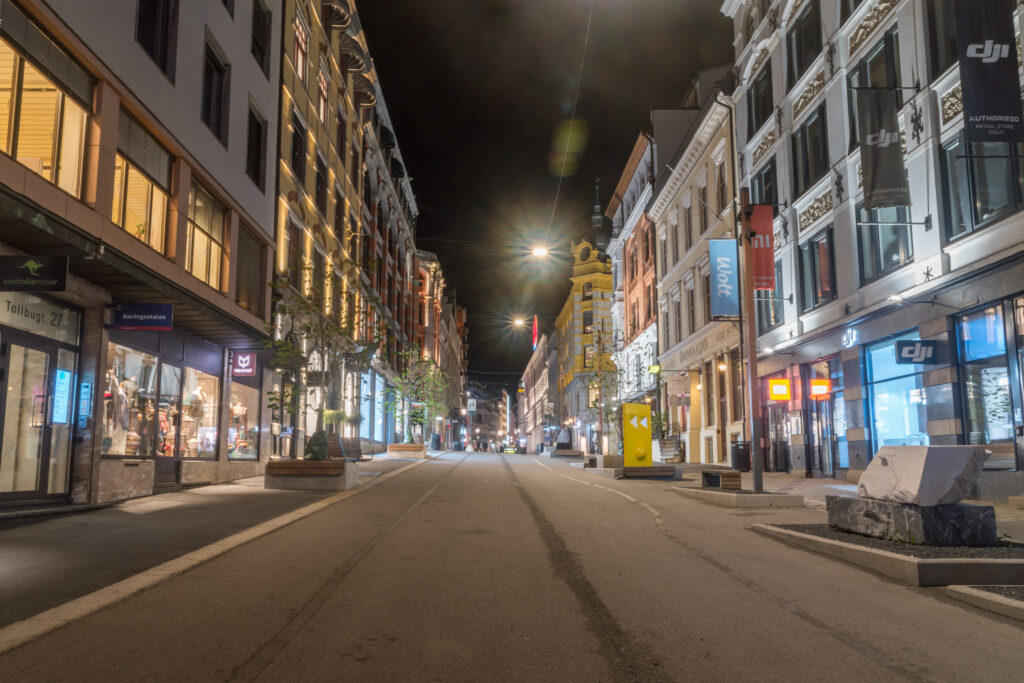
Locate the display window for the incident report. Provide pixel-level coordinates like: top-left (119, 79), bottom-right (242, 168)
top-left (183, 367), bottom-right (219, 458)
top-left (866, 332), bottom-right (928, 452)
top-left (102, 344), bottom-right (158, 456)
top-left (228, 382), bottom-right (259, 460)
top-left (960, 305), bottom-right (1014, 470)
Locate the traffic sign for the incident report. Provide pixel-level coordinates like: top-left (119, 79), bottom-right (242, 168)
top-left (622, 403), bottom-right (652, 467)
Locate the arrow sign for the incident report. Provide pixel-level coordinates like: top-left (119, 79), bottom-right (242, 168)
top-left (641, 416), bottom-right (648, 429)
top-left (622, 403), bottom-right (653, 468)
top-left (630, 416), bottom-right (638, 429)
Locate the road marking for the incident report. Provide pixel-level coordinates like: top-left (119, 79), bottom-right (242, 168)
top-left (530, 457), bottom-right (636, 501)
top-left (0, 458), bottom-right (432, 657)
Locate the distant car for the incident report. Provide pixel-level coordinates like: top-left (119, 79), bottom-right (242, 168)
top-left (502, 446), bottom-right (517, 454)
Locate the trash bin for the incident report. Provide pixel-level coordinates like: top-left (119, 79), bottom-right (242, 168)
top-left (731, 441), bottom-right (751, 472)
top-left (430, 433), bottom-right (442, 450)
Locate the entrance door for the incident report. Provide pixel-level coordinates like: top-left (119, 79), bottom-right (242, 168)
top-left (764, 402), bottom-right (790, 472)
top-left (809, 398), bottom-right (836, 478)
top-left (0, 334), bottom-right (73, 502)
top-left (155, 363), bottom-right (182, 485)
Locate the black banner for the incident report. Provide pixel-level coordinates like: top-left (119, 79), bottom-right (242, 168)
top-left (857, 89), bottom-right (910, 209)
top-left (955, 0), bottom-right (1024, 142)
top-left (0, 256), bottom-right (68, 292)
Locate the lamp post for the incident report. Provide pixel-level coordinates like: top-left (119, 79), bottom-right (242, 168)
top-left (739, 188), bottom-right (765, 493)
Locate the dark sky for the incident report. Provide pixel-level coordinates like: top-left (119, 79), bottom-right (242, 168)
top-left (357, 0), bottom-right (733, 384)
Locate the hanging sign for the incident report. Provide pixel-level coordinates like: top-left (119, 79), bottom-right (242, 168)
top-left (955, 0), bottom-right (1024, 142)
top-left (809, 378), bottom-right (831, 399)
top-left (0, 256), bottom-right (68, 292)
top-left (112, 303), bottom-right (173, 331)
top-left (467, 398), bottom-right (477, 414)
top-left (231, 351), bottom-right (258, 377)
top-left (767, 378), bottom-right (791, 401)
top-left (709, 239), bottom-right (740, 319)
top-left (857, 89), bottom-right (910, 209)
top-left (750, 205), bottom-right (775, 290)
top-left (532, 315), bottom-right (538, 351)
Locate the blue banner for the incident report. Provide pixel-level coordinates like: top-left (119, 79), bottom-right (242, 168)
top-left (709, 239), bottom-right (740, 319)
top-left (112, 303), bottom-right (173, 331)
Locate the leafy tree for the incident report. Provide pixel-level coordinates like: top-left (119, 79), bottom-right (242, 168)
top-left (388, 346), bottom-right (451, 443)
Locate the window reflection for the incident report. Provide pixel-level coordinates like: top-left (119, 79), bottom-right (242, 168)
top-left (228, 383), bottom-right (259, 459)
top-left (102, 344), bottom-right (158, 456)
top-left (182, 367), bottom-right (219, 458)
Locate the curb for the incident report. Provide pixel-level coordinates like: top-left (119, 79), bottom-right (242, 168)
top-left (946, 586), bottom-right (1024, 622)
top-left (673, 487), bottom-right (804, 508)
top-left (0, 458), bottom-right (430, 657)
top-left (751, 523), bottom-right (1024, 587)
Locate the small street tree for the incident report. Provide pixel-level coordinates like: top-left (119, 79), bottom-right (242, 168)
top-left (389, 346), bottom-right (451, 443)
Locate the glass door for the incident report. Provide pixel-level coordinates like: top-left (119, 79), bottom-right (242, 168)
top-left (0, 333), bottom-right (64, 501)
top-left (155, 363), bottom-right (182, 485)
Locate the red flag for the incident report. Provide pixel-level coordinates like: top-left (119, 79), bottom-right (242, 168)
top-left (750, 205), bottom-right (775, 291)
top-left (532, 315), bottom-right (538, 350)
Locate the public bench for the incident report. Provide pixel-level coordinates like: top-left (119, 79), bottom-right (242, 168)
top-left (701, 470), bottom-right (742, 490)
top-left (339, 437), bottom-right (374, 463)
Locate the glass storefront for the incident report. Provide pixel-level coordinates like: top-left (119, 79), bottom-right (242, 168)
top-left (806, 357), bottom-right (846, 476)
top-left (182, 367), bottom-right (219, 458)
top-left (102, 344), bottom-right (158, 456)
top-left (867, 331), bottom-right (929, 451)
top-left (960, 305), bottom-right (1015, 469)
top-left (228, 381), bottom-right (259, 459)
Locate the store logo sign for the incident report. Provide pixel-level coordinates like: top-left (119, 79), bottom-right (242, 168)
top-left (896, 340), bottom-right (940, 365)
top-left (0, 256), bottom-right (68, 292)
top-left (232, 352), bottom-right (258, 377)
top-left (841, 329), bottom-right (859, 348)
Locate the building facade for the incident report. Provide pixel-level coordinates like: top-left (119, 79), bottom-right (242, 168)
top-left (722, 0), bottom-right (1024, 497)
top-left (606, 133), bottom-right (660, 409)
top-left (520, 333), bottom-right (552, 452)
top-left (652, 73), bottom-right (744, 467)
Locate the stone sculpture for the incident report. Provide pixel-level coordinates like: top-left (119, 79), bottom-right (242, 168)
top-left (857, 445), bottom-right (988, 507)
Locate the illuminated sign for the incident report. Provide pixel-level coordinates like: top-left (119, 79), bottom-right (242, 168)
top-left (841, 328), bottom-right (859, 348)
top-left (648, 364), bottom-right (661, 374)
top-left (767, 378), bottom-right (792, 401)
top-left (52, 369), bottom-right (72, 424)
top-left (809, 378), bottom-right (831, 398)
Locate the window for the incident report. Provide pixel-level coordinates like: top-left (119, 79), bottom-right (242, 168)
top-left (111, 111), bottom-right (171, 251)
top-left (312, 247), bottom-right (326, 302)
top-left (751, 157), bottom-right (778, 216)
top-left (185, 181), bottom-right (226, 289)
top-left (136, 0), bottom-right (177, 78)
top-left (331, 271), bottom-right (343, 319)
top-left (744, 12), bottom-right (756, 45)
top-left (582, 282), bottom-right (593, 300)
top-left (786, 0), bottom-right (821, 89)
top-left (228, 381), bottom-right (259, 459)
top-left (334, 189), bottom-right (345, 234)
top-left (941, 134), bottom-right (1024, 241)
top-left (702, 273), bottom-right (711, 324)
top-left (582, 310), bottom-right (594, 334)
top-left (687, 287), bottom-right (696, 334)
top-left (315, 153), bottom-right (328, 213)
top-left (659, 236), bottom-right (667, 275)
top-left (716, 162), bottom-right (728, 214)
top-left (792, 104), bottom-right (829, 197)
top-left (674, 298), bottom-right (683, 343)
top-left (0, 40), bottom-right (87, 196)
top-left (959, 306), bottom-right (1014, 470)
top-left (757, 261), bottom-right (785, 335)
top-left (246, 107), bottom-right (266, 189)
top-left (287, 222), bottom-right (304, 290)
top-left (799, 225), bottom-right (835, 312)
top-left (294, 12), bottom-right (309, 83)
top-left (183, 367), bottom-right (220, 458)
top-left (251, 0), bottom-right (271, 74)
top-left (671, 219), bottom-right (680, 263)
top-left (704, 361), bottom-right (715, 426)
top-left (291, 110), bottom-right (306, 183)
top-left (235, 227), bottom-right (265, 315)
top-left (730, 348), bottom-right (743, 422)
top-left (848, 28), bottom-right (901, 149)
top-left (336, 110), bottom-right (347, 160)
top-left (102, 343), bottom-right (158, 456)
top-left (867, 332), bottom-right (928, 452)
top-left (684, 204), bottom-right (693, 252)
top-left (747, 60), bottom-right (774, 137)
top-left (317, 65), bottom-right (329, 123)
top-left (857, 204), bottom-right (912, 284)
top-left (699, 185), bottom-right (709, 233)
top-left (201, 46), bottom-right (228, 142)
top-left (926, 0), bottom-right (957, 80)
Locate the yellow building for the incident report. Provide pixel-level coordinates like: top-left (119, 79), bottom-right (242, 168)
top-left (555, 239), bottom-right (615, 452)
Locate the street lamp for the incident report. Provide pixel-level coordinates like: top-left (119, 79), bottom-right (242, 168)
top-left (513, 318), bottom-right (525, 327)
top-left (531, 246), bottom-right (549, 258)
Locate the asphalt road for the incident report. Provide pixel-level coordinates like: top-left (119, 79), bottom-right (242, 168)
top-left (1, 453), bottom-right (1022, 682)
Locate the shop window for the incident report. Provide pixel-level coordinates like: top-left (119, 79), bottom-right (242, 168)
top-left (0, 40), bottom-right (87, 196)
top-left (704, 361), bottom-right (715, 426)
top-left (183, 367), bottom-right (219, 458)
top-left (747, 59), bottom-right (773, 137)
top-left (867, 332), bottom-right (928, 452)
top-left (848, 28), bottom-right (901, 150)
top-left (200, 45), bottom-right (228, 143)
top-left (137, 0), bottom-right (177, 78)
top-left (925, 0), bottom-right (957, 81)
top-left (186, 181), bottom-right (226, 290)
top-left (751, 157), bottom-right (778, 216)
top-left (786, 0), bottom-right (821, 90)
top-left (840, 0), bottom-right (865, 25)
top-left (102, 344), bottom-right (159, 456)
top-left (799, 225), bottom-right (835, 312)
top-left (792, 104), bottom-right (829, 198)
top-left (757, 261), bottom-right (785, 335)
top-left (235, 227), bottom-right (265, 316)
top-left (246, 107), bottom-right (267, 190)
top-left (857, 204), bottom-right (912, 284)
top-left (959, 306), bottom-right (1015, 469)
top-left (228, 381), bottom-right (259, 459)
top-left (941, 134), bottom-right (1024, 241)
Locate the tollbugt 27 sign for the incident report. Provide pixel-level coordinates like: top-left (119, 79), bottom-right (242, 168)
top-left (0, 256), bottom-right (68, 292)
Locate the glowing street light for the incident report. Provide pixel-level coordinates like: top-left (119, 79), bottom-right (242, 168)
top-left (513, 318), bottom-right (525, 327)
top-left (531, 246), bottom-right (549, 258)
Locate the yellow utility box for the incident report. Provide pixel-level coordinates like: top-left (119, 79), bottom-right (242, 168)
top-left (622, 403), bottom-right (652, 467)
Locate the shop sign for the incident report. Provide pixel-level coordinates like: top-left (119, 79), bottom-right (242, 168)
top-left (767, 378), bottom-right (792, 401)
top-left (750, 205), bottom-right (775, 290)
top-left (112, 303), bottom-right (173, 331)
top-left (0, 256), bottom-right (67, 292)
top-left (467, 398), bottom-right (477, 414)
top-left (231, 351), bottom-right (258, 377)
top-left (841, 328), bottom-right (859, 348)
top-left (709, 239), bottom-right (740, 319)
top-left (809, 378), bottom-right (831, 399)
top-left (895, 340), bottom-right (940, 365)
top-left (0, 291), bottom-right (80, 344)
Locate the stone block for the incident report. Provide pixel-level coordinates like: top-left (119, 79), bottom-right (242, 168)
top-left (1009, 496), bottom-right (1024, 510)
top-left (599, 455), bottom-right (624, 468)
top-left (858, 445), bottom-right (988, 506)
top-left (96, 459), bottom-right (154, 503)
top-left (826, 495), bottom-right (998, 547)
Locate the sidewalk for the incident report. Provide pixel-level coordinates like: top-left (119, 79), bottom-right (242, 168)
top-left (0, 453), bottom-right (416, 631)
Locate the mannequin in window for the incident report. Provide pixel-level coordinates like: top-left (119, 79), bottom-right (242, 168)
top-left (108, 378), bottom-right (130, 454)
top-left (186, 384), bottom-right (206, 441)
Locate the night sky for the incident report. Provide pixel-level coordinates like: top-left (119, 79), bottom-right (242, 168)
top-left (357, 0), bottom-right (733, 384)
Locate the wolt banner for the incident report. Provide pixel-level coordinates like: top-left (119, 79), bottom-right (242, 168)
top-left (857, 89), bottom-right (910, 209)
top-left (955, 0), bottom-right (1024, 142)
top-left (750, 204), bottom-right (775, 290)
top-left (709, 240), bottom-right (740, 319)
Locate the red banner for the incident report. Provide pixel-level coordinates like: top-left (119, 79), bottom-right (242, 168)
top-left (532, 315), bottom-right (538, 350)
top-left (750, 204), bottom-right (775, 291)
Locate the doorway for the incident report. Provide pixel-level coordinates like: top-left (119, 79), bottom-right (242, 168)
top-left (0, 333), bottom-right (76, 502)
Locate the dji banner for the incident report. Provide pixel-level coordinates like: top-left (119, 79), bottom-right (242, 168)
top-left (955, 0), bottom-right (1024, 142)
top-left (895, 340), bottom-right (941, 365)
top-left (857, 89), bottom-right (909, 209)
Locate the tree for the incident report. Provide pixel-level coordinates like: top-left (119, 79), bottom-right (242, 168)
top-left (388, 346), bottom-right (451, 443)
top-left (587, 323), bottom-right (623, 454)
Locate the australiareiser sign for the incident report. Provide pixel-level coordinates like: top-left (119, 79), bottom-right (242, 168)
top-left (0, 256), bottom-right (68, 292)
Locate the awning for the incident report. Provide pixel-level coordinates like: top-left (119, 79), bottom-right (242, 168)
top-left (338, 33), bottom-right (368, 73)
top-left (379, 125), bottom-right (396, 149)
top-left (320, 1), bottom-right (351, 31)
top-left (390, 157), bottom-right (406, 179)
top-left (353, 73), bottom-right (376, 107)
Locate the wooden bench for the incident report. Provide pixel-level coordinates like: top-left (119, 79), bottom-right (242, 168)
top-left (621, 465), bottom-right (678, 479)
top-left (701, 470), bottom-right (742, 490)
top-left (339, 437), bottom-right (373, 463)
top-left (266, 460), bottom-right (346, 476)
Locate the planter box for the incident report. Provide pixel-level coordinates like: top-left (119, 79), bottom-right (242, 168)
top-left (264, 459), bottom-right (359, 491)
top-left (387, 443), bottom-right (428, 458)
